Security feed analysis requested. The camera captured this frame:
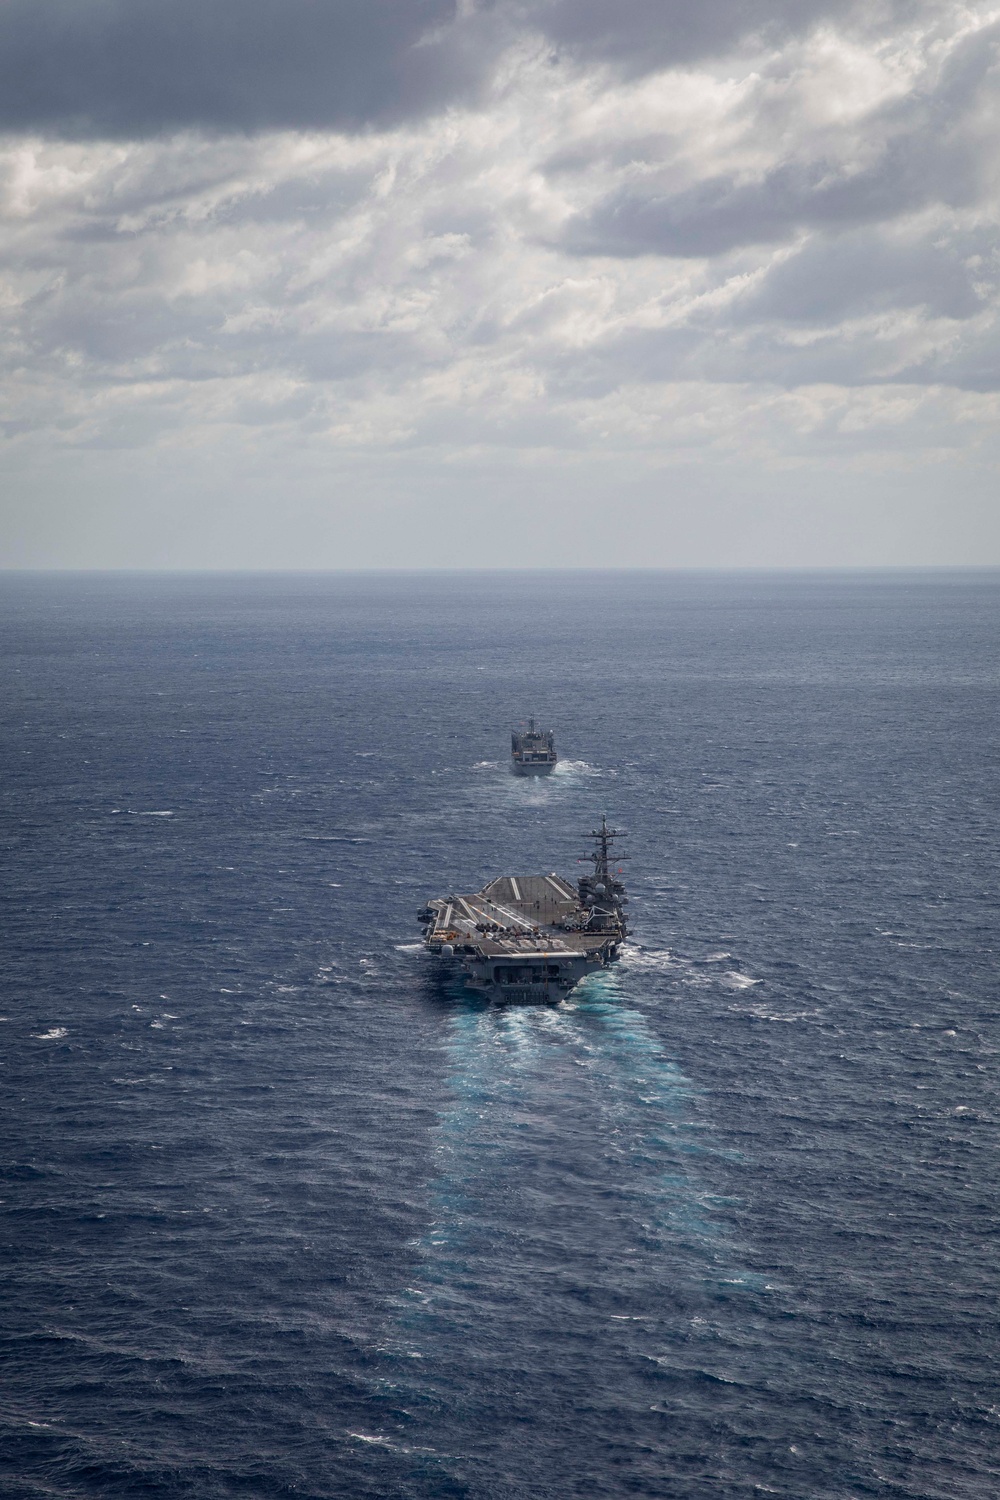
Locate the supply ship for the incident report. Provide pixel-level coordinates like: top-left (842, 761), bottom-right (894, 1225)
top-left (511, 717), bottom-right (557, 775)
top-left (418, 817), bottom-right (627, 1003)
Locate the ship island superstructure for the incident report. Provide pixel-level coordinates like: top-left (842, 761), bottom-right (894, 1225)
top-left (418, 818), bottom-right (628, 1003)
top-left (511, 717), bottom-right (557, 775)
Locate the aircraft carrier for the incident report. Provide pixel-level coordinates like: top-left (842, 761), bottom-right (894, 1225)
top-left (418, 817), bottom-right (627, 1002)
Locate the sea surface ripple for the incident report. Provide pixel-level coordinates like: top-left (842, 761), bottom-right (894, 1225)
top-left (1, 570), bottom-right (997, 1499)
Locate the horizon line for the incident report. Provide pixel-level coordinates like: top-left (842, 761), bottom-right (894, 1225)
top-left (3, 564), bottom-right (1000, 577)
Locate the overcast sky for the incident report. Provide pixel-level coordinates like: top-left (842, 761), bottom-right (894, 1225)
top-left (1, 0), bottom-right (998, 568)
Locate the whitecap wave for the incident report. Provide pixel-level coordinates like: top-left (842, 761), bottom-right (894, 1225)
top-left (33, 1027), bottom-right (68, 1040)
top-left (553, 759), bottom-right (603, 777)
top-left (617, 945), bottom-right (719, 991)
top-left (302, 834), bottom-right (370, 844)
top-left (619, 944), bottom-right (676, 972)
top-left (730, 1003), bottom-right (817, 1023)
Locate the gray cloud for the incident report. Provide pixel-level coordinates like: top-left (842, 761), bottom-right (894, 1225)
top-left (0, 0), bottom-right (483, 137)
top-left (562, 18), bottom-right (1000, 257)
top-left (1, 0), bottom-right (998, 572)
top-left (563, 148), bottom-right (960, 257)
top-left (526, 0), bottom-right (863, 73)
top-left (736, 231), bottom-right (990, 325)
top-left (0, 0), bottom-right (930, 140)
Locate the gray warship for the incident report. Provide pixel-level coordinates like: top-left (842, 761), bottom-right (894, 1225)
top-left (418, 817), bottom-right (628, 1003)
top-left (511, 717), bottom-right (557, 775)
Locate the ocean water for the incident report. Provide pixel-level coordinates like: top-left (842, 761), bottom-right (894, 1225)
top-left (1, 569), bottom-right (997, 1500)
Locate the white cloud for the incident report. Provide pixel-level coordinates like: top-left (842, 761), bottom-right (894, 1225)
top-left (0, 2), bottom-right (998, 565)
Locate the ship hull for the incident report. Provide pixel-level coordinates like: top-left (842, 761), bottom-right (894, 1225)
top-left (463, 950), bottom-right (596, 1002)
top-left (511, 760), bottom-right (556, 775)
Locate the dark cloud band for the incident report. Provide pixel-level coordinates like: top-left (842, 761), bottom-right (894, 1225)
top-left (0, 0), bottom-right (479, 136)
top-left (0, 0), bottom-right (915, 139)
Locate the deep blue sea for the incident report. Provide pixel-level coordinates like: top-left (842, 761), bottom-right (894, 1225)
top-left (1, 570), bottom-right (998, 1500)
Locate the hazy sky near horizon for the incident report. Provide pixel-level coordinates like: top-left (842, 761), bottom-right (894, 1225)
top-left (1, 0), bottom-right (999, 568)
